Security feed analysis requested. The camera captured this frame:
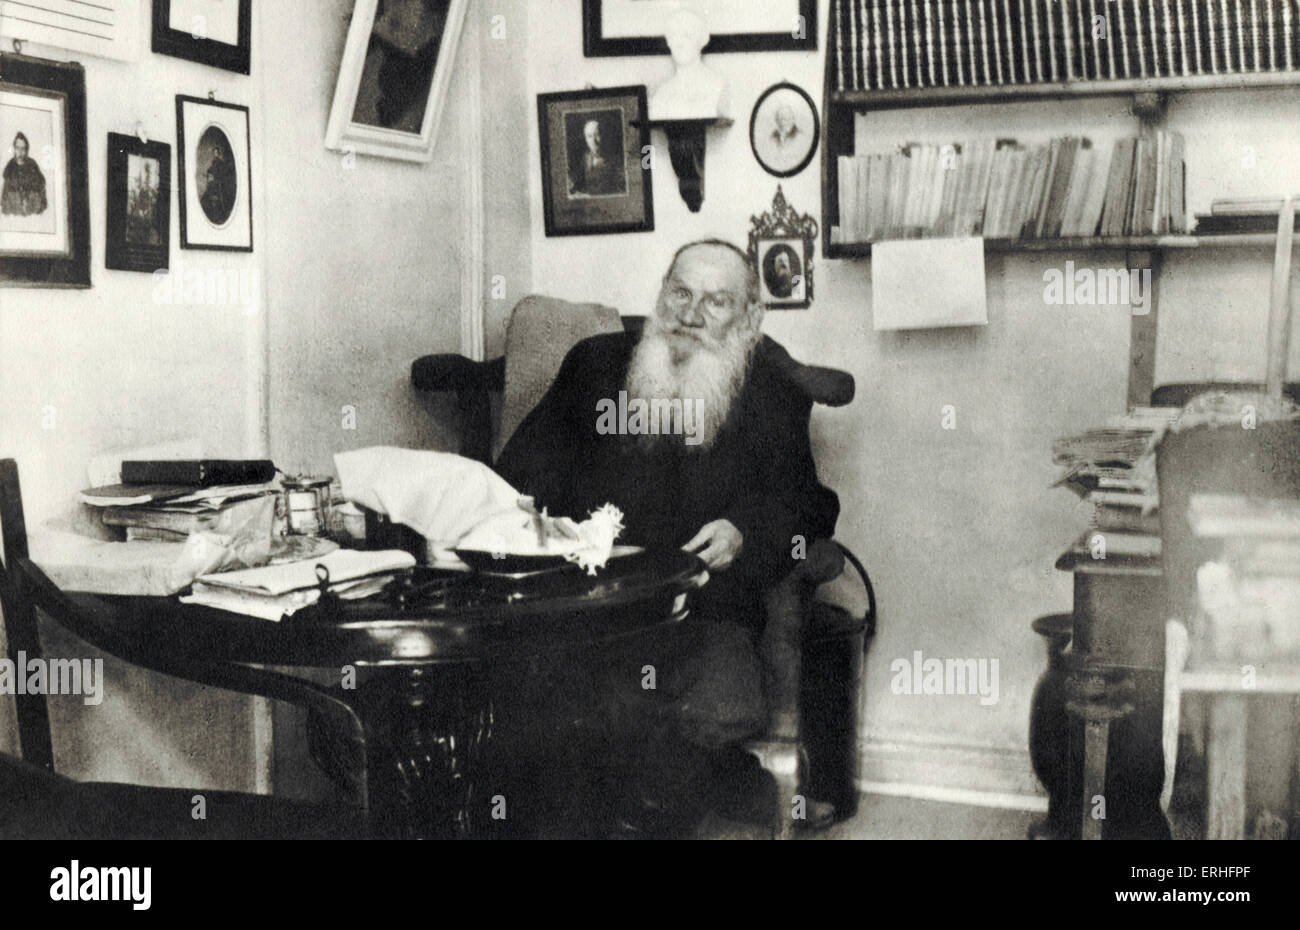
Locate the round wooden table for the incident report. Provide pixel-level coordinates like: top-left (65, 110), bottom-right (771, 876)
top-left (33, 547), bottom-right (708, 839)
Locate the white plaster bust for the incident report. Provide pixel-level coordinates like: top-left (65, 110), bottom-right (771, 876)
top-left (648, 9), bottom-right (730, 121)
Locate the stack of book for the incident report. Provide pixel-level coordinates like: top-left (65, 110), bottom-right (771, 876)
top-left (1194, 196), bottom-right (1300, 235)
top-left (1052, 408), bottom-right (1179, 559)
top-left (78, 459), bottom-right (280, 541)
top-left (834, 131), bottom-right (1187, 245)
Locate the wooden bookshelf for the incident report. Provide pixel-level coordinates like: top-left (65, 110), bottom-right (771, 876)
top-left (828, 71), bottom-right (1300, 112)
top-left (819, 1), bottom-right (1300, 260)
top-left (827, 233), bottom-right (1300, 259)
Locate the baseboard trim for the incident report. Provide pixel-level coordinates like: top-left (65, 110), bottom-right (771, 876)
top-left (857, 735), bottom-right (1049, 812)
top-left (858, 780), bottom-right (1048, 812)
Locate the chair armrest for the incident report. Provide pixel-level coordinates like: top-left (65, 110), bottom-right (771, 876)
top-left (410, 354), bottom-right (505, 393)
top-left (788, 537), bottom-right (845, 586)
top-left (760, 338), bottom-right (855, 408)
top-left (410, 355), bottom-right (506, 463)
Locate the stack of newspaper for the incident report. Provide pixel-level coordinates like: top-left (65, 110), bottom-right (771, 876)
top-left (1052, 407), bottom-right (1179, 558)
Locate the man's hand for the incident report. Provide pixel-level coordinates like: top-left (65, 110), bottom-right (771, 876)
top-left (682, 519), bottom-right (743, 571)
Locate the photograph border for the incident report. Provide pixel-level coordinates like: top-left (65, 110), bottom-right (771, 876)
top-left (747, 186), bottom-right (817, 310)
top-left (105, 133), bottom-right (171, 273)
top-left (175, 94), bottom-right (253, 253)
top-left (0, 53), bottom-right (90, 289)
top-left (324, 0), bottom-right (469, 164)
top-left (582, 0), bottom-right (817, 57)
top-left (151, 0), bottom-right (252, 75)
top-left (537, 84), bottom-right (654, 238)
top-left (749, 81), bottom-right (820, 179)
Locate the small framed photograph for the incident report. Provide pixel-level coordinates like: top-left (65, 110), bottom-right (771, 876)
top-left (750, 81), bottom-right (820, 178)
top-left (152, 0), bottom-right (252, 74)
top-left (325, 0), bottom-right (469, 163)
top-left (748, 186), bottom-right (817, 310)
top-left (176, 95), bottom-right (252, 252)
top-left (0, 54), bottom-right (90, 288)
top-left (583, 0), bottom-right (817, 56)
top-left (106, 133), bottom-right (170, 273)
top-left (538, 85), bottom-right (653, 238)
top-left (757, 239), bottom-right (807, 307)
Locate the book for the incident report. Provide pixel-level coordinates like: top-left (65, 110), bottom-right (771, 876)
top-left (1058, 143), bottom-right (1095, 237)
top-left (1075, 139), bottom-right (1115, 237)
top-left (1084, 530), bottom-right (1162, 558)
top-left (100, 493), bottom-right (274, 536)
top-left (867, 153), bottom-right (889, 239)
top-left (1169, 132), bottom-right (1186, 232)
top-left (1093, 505), bottom-right (1162, 535)
top-left (1001, 149), bottom-right (1029, 238)
top-left (969, 138), bottom-right (997, 235)
top-left (837, 156), bottom-right (856, 241)
top-left (78, 483), bottom-right (196, 507)
top-left (1042, 136), bottom-right (1080, 238)
top-left (120, 459), bottom-right (277, 486)
top-left (125, 526), bottom-right (190, 543)
top-left (1021, 144), bottom-right (1051, 239)
top-left (1195, 214), bottom-right (1300, 234)
top-left (857, 155), bottom-right (873, 240)
top-left (1209, 196), bottom-right (1300, 215)
top-left (1100, 138), bottom-right (1134, 236)
top-left (1152, 131), bottom-right (1168, 234)
top-left (1127, 137), bottom-right (1152, 234)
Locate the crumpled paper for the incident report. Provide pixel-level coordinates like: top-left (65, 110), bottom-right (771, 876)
top-left (457, 502), bottom-right (625, 575)
top-left (335, 447), bottom-right (521, 558)
top-left (335, 447), bottom-right (624, 573)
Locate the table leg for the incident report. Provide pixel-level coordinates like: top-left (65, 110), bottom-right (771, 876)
top-left (367, 665), bottom-right (495, 839)
top-left (1081, 719), bottom-right (1110, 841)
top-left (1206, 694), bottom-right (1247, 841)
top-left (1066, 668), bottom-right (1136, 841)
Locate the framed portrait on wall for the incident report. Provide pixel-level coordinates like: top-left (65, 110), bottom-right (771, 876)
top-left (0, 54), bottom-right (90, 288)
top-left (106, 133), bottom-right (170, 273)
top-left (537, 85), bottom-right (653, 237)
top-left (749, 81), bottom-right (819, 178)
top-left (325, 0), bottom-right (469, 163)
top-left (152, 0), bottom-right (252, 74)
top-left (747, 186), bottom-right (817, 310)
top-left (176, 94), bottom-right (252, 251)
top-left (583, 0), bottom-right (816, 57)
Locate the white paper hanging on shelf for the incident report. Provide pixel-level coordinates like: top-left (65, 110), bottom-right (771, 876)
top-left (871, 237), bottom-right (988, 331)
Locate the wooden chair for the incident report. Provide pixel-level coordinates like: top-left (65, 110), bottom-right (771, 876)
top-left (411, 295), bottom-right (875, 838)
top-left (0, 458), bottom-right (367, 839)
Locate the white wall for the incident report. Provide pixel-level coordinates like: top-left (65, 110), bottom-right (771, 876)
top-left (0, 0), bottom-right (486, 791)
top-left (262, 0), bottom-right (466, 476)
top-left (0, 6), bottom-right (268, 783)
top-left (521, 1), bottom-right (1300, 792)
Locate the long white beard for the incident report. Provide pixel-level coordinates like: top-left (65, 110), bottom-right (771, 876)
top-left (625, 317), bottom-right (759, 449)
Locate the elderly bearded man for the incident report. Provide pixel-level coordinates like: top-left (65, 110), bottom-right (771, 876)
top-left (494, 240), bottom-right (839, 835)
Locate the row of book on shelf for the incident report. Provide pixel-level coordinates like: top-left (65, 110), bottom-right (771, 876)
top-left (833, 131), bottom-right (1187, 245)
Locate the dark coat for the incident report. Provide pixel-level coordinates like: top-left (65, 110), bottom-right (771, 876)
top-left (494, 331), bottom-right (839, 629)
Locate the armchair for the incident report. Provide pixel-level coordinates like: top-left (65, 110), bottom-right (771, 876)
top-left (412, 295), bottom-right (875, 838)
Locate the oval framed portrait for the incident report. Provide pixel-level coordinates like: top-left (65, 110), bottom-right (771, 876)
top-left (749, 82), bottom-right (819, 179)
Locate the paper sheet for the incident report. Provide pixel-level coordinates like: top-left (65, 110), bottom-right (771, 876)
top-left (871, 237), bottom-right (988, 331)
